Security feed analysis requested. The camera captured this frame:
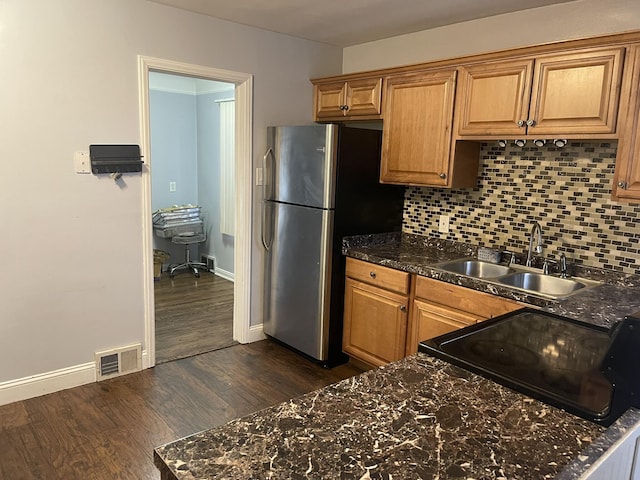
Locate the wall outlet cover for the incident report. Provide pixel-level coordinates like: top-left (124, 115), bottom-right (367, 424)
top-left (74, 151), bottom-right (91, 174)
top-left (439, 215), bottom-right (450, 233)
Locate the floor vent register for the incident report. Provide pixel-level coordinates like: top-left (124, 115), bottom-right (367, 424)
top-left (95, 344), bottom-right (142, 381)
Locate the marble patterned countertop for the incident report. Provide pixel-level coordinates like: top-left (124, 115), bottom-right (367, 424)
top-left (154, 232), bottom-right (640, 479)
top-left (155, 354), bottom-right (640, 479)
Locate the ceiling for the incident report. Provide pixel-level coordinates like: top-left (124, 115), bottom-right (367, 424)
top-left (149, 0), bottom-right (579, 47)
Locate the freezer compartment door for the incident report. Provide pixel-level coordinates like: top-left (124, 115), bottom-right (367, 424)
top-left (263, 202), bottom-right (334, 361)
top-left (266, 125), bottom-right (338, 209)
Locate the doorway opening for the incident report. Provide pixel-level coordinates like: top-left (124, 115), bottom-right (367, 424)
top-left (138, 56), bottom-right (253, 368)
top-left (149, 72), bottom-right (236, 363)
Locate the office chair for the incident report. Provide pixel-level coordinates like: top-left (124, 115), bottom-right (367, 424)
top-left (169, 232), bottom-right (209, 278)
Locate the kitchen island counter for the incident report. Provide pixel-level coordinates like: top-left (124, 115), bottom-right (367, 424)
top-left (154, 354), bottom-right (639, 480)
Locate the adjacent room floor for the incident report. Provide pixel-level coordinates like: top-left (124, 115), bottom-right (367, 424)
top-left (0, 340), bottom-right (364, 479)
top-left (155, 271), bottom-right (236, 363)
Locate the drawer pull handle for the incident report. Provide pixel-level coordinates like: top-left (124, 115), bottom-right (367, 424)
top-left (369, 271), bottom-right (376, 278)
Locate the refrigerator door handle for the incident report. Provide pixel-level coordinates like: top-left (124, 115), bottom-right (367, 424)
top-left (263, 148), bottom-right (273, 196)
top-left (261, 147), bottom-right (274, 250)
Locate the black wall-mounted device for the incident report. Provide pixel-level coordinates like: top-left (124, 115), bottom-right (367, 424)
top-left (89, 145), bottom-right (143, 175)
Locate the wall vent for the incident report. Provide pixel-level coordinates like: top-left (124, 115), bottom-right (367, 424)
top-left (201, 255), bottom-right (215, 272)
top-left (95, 343), bottom-right (142, 381)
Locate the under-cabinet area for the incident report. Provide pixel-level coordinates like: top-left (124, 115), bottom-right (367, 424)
top-left (311, 31), bottom-right (640, 199)
top-left (342, 257), bottom-right (523, 367)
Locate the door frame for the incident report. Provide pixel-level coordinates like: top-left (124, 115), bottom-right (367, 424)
top-left (138, 55), bottom-right (253, 368)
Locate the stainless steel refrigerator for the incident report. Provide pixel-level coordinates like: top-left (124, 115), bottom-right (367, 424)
top-left (262, 125), bottom-right (404, 366)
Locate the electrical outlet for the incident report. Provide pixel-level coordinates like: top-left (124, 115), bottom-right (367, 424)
top-left (439, 215), bottom-right (450, 233)
top-left (169, 181), bottom-right (176, 192)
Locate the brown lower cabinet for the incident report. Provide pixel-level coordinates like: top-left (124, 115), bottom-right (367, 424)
top-left (342, 278), bottom-right (409, 367)
top-left (405, 276), bottom-right (523, 356)
top-left (342, 258), bottom-right (524, 366)
top-left (342, 258), bottom-right (410, 367)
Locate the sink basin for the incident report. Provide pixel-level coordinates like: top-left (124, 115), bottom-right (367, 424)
top-left (434, 257), bottom-right (602, 299)
top-left (496, 272), bottom-right (586, 298)
top-left (436, 259), bottom-right (515, 278)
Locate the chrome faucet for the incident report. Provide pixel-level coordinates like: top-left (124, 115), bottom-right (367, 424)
top-left (526, 221), bottom-right (543, 267)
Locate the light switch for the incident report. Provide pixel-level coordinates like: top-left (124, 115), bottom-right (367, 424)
top-left (74, 151), bottom-right (91, 174)
top-left (255, 167), bottom-right (263, 186)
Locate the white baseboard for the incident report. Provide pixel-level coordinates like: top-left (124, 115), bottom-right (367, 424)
top-left (246, 323), bottom-right (266, 343)
top-left (214, 267), bottom-right (235, 282)
top-left (0, 350), bottom-right (149, 406)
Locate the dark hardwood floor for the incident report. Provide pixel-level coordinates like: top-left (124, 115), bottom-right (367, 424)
top-left (155, 271), bottom-right (236, 364)
top-left (0, 341), bottom-right (364, 480)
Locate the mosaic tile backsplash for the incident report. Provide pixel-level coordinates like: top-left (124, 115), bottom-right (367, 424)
top-left (403, 141), bottom-right (640, 275)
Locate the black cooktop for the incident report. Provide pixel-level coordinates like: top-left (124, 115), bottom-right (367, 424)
top-left (419, 308), bottom-right (640, 426)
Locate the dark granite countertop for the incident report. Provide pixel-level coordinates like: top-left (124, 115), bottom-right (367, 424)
top-left (154, 232), bottom-right (640, 479)
top-left (155, 354), bottom-right (640, 479)
top-left (342, 232), bottom-right (640, 328)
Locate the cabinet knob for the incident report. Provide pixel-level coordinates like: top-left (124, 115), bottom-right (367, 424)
top-left (618, 181), bottom-right (628, 189)
top-left (517, 120), bottom-right (526, 127)
top-left (439, 173), bottom-right (447, 179)
top-left (369, 271), bottom-right (376, 278)
top-left (526, 119), bottom-right (536, 127)
top-left (399, 305), bottom-right (407, 312)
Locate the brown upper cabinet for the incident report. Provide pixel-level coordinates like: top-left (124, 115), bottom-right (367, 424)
top-left (313, 77), bottom-right (382, 121)
top-left (311, 31), bottom-right (640, 197)
top-left (613, 44), bottom-right (640, 201)
top-left (457, 47), bottom-right (625, 138)
top-left (380, 69), bottom-right (480, 187)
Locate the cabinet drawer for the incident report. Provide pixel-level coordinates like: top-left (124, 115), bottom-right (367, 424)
top-left (346, 258), bottom-right (410, 295)
top-left (415, 275), bottom-right (522, 319)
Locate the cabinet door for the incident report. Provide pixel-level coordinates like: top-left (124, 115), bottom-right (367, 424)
top-left (314, 81), bottom-right (346, 119)
top-left (407, 299), bottom-right (479, 355)
top-left (343, 278), bottom-right (408, 367)
top-left (344, 78), bottom-right (382, 116)
top-left (457, 59), bottom-right (534, 136)
top-left (613, 45), bottom-right (640, 201)
top-left (529, 48), bottom-right (624, 135)
top-left (380, 70), bottom-right (457, 186)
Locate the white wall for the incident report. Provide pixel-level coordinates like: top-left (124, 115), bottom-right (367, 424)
top-left (0, 0), bottom-right (341, 387)
top-left (343, 0), bottom-right (640, 73)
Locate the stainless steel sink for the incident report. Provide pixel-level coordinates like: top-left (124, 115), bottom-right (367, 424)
top-left (496, 272), bottom-right (588, 298)
top-left (436, 259), bottom-right (515, 278)
top-left (434, 258), bottom-right (602, 299)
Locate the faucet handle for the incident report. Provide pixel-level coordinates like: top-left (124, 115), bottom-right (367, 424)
top-left (559, 252), bottom-right (568, 278)
top-left (502, 250), bottom-right (517, 265)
